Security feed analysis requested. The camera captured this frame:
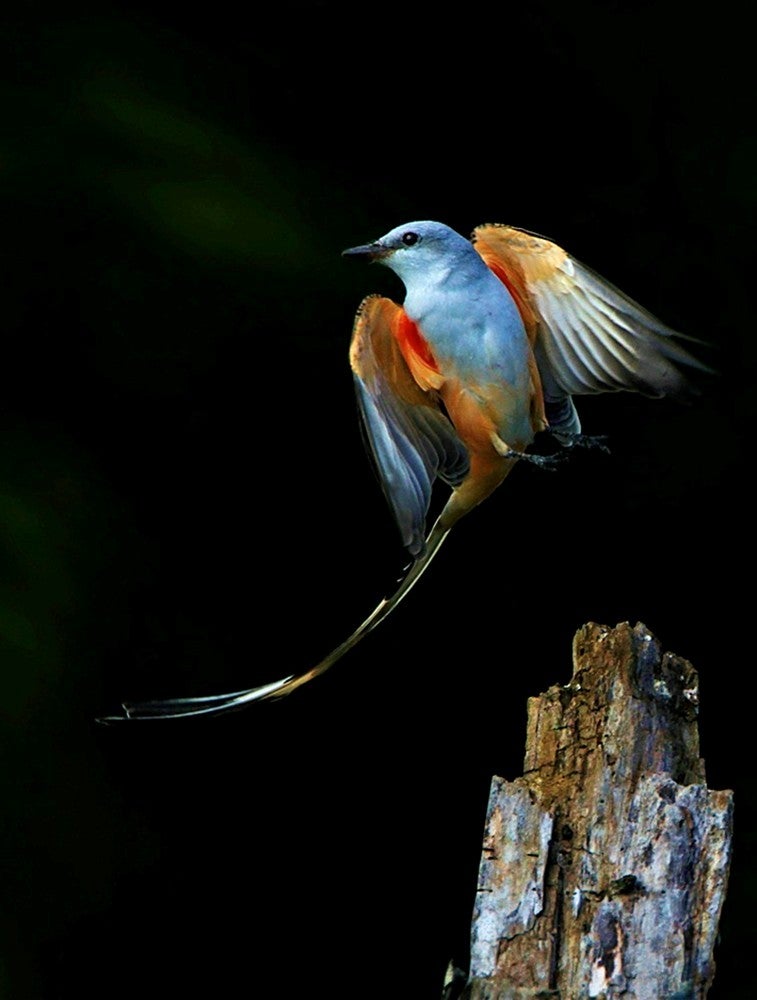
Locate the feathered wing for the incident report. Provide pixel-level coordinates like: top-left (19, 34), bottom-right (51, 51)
top-left (349, 295), bottom-right (469, 556)
top-left (472, 224), bottom-right (712, 437)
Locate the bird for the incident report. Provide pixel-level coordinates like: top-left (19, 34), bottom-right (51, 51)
top-left (98, 220), bottom-right (710, 721)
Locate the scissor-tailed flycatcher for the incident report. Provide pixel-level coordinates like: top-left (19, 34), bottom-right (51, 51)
top-left (99, 221), bottom-right (710, 720)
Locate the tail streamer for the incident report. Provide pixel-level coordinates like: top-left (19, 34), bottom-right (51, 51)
top-left (97, 519), bottom-right (451, 721)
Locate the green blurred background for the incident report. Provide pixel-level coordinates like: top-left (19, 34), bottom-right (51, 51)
top-left (1, 3), bottom-right (753, 996)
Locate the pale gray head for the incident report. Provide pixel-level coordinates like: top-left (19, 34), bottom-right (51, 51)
top-left (342, 221), bottom-right (480, 286)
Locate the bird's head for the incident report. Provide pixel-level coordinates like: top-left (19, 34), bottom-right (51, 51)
top-left (342, 221), bottom-right (477, 286)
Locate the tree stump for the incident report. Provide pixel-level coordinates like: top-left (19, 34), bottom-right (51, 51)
top-left (462, 622), bottom-right (733, 1000)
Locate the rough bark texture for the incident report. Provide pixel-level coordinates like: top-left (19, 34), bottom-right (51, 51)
top-left (463, 621), bottom-right (733, 1000)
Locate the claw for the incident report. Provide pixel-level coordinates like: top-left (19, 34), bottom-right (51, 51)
top-left (552, 430), bottom-right (611, 454)
top-left (505, 449), bottom-right (568, 471)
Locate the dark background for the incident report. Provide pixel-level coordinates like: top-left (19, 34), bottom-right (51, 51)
top-left (2, 3), bottom-right (753, 996)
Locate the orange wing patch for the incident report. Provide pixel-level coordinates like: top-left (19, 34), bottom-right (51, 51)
top-left (473, 224), bottom-right (570, 284)
top-left (350, 295), bottom-right (444, 402)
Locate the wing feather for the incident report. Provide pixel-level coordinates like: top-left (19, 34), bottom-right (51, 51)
top-left (472, 223), bottom-right (711, 401)
top-left (570, 281), bottom-right (641, 368)
top-left (349, 295), bottom-right (469, 556)
top-left (539, 291), bottom-right (611, 392)
top-left (537, 289), bottom-right (612, 393)
top-left (557, 290), bottom-right (632, 391)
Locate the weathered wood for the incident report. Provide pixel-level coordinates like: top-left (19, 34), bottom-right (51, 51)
top-left (463, 622), bottom-right (733, 1000)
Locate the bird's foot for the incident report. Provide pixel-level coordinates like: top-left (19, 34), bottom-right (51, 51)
top-left (506, 449), bottom-right (568, 471)
top-left (552, 430), bottom-right (611, 454)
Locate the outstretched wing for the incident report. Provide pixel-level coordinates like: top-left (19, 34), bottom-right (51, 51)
top-left (472, 224), bottom-right (712, 420)
top-left (349, 295), bottom-right (469, 556)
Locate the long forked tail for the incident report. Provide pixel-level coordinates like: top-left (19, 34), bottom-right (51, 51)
top-left (97, 518), bottom-right (451, 722)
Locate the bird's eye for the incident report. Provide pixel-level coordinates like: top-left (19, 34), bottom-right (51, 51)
top-left (401, 232), bottom-right (420, 246)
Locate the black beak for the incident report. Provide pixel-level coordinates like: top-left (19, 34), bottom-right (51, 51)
top-left (341, 241), bottom-right (389, 260)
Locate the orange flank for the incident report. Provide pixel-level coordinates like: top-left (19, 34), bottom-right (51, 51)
top-left (484, 259), bottom-right (539, 345)
top-left (394, 310), bottom-right (444, 391)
